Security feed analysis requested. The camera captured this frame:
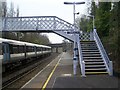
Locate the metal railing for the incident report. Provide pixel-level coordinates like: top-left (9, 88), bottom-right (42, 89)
top-left (2, 16), bottom-right (74, 31)
top-left (93, 29), bottom-right (113, 75)
top-left (80, 31), bottom-right (94, 41)
top-left (76, 34), bottom-right (85, 77)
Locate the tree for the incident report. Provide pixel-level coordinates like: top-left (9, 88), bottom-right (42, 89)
top-left (1, 0), bottom-right (7, 17)
top-left (94, 2), bottom-right (120, 73)
top-left (16, 6), bottom-right (19, 17)
top-left (8, 2), bottom-right (15, 17)
top-left (95, 2), bottom-right (111, 37)
top-left (80, 17), bottom-right (88, 32)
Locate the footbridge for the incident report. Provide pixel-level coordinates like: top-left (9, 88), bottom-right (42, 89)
top-left (2, 16), bottom-right (113, 76)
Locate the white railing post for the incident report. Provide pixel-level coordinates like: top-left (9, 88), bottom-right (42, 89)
top-left (90, 30), bottom-right (94, 41)
top-left (109, 61), bottom-right (113, 76)
top-left (81, 61), bottom-right (86, 77)
top-left (73, 57), bottom-right (77, 75)
top-left (73, 33), bottom-right (77, 75)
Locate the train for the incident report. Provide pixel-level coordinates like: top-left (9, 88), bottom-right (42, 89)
top-left (0, 38), bottom-right (52, 72)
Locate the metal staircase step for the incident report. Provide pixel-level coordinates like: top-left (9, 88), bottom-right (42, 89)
top-left (81, 44), bottom-right (96, 46)
top-left (81, 46), bottom-right (97, 48)
top-left (81, 46), bottom-right (97, 49)
top-left (80, 41), bottom-right (95, 42)
top-left (81, 42), bottom-right (96, 44)
top-left (82, 48), bottom-right (99, 50)
top-left (85, 72), bottom-right (108, 75)
top-left (85, 68), bottom-right (107, 71)
top-left (82, 48), bottom-right (98, 50)
top-left (82, 50), bottom-right (99, 52)
top-left (83, 54), bottom-right (101, 57)
top-left (83, 57), bottom-right (102, 59)
top-left (85, 65), bottom-right (106, 68)
top-left (81, 44), bottom-right (97, 46)
top-left (83, 53), bottom-right (101, 55)
top-left (84, 59), bottom-right (103, 62)
top-left (81, 43), bottom-right (96, 45)
top-left (81, 43), bottom-right (96, 44)
top-left (85, 62), bottom-right (104, 65)
top-left (85, 69), bottom-right (107, 73)
top-left (80, 41), bottom-right (96, 44)
top-left (83, 52), bottom-right (100, 54)
top-left (81, 45), bottom-right (97, 47)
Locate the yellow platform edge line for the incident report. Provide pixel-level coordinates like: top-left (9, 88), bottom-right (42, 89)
top-left (42, 58), bottom-right (61, 90)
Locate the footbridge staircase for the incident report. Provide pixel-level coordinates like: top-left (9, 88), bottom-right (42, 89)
top-left (2, 16), bottom-right (113, 76)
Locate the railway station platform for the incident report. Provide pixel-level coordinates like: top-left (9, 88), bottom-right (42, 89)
top-left (21, 52), bottom-right (119, 89)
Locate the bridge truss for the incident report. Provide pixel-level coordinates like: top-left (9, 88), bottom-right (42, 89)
top-left (3, 16), bottom-right (74, 32)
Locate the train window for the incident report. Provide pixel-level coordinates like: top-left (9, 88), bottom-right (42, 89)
top-left (26, 46), bottom-right (29, 52)
top-left (12, 45), bottom-right (18, 54)
top-left (18, 46), bottom-right (24, 53)
top-left (10, 45), bottom-right (24, 54)
top-left (43, 48), bottom-right (45, 51)
top-left (26, 46), bottom-right (34, 52)
top-left (9, 44), bottom-right (14, 54)
top-left (37, 47), bottom-right (42, 51)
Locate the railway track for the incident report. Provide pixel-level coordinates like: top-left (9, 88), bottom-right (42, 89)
top-left (2, 53), bottom-right (59, 89)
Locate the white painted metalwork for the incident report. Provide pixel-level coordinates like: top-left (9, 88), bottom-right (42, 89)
top-left (80, 32), bottom-right (91, 41)
top-left (2, 16), bottom-right (76, 42)
top-left (76, 34), bottom-right (85, 77)
top-left (3, 16), bottom-right (74, 32)
top-left (93, 29), bottom-right (113, 76)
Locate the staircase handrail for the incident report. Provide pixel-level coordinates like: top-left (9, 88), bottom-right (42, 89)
top-left (77, 34), bottom-right (85, 77)
top-left (93, 29), bottom-right (113, 75)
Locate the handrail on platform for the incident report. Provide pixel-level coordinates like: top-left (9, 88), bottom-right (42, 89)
top-left (76, 34), bottom-right (85, 77)
top-left (93, 29), bottom-right (113, 76)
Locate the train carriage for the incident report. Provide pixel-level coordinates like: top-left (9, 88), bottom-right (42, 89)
top-left (0, 38), bottom-right (51, 72)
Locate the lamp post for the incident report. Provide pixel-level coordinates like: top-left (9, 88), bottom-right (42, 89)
top-left (64, 2), bottom-right (85, 27)
top-left (64, 1), bottom-right (85, 75)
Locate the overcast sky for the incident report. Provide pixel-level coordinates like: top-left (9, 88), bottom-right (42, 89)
top-left (7, 0), bottom-right (88, 43)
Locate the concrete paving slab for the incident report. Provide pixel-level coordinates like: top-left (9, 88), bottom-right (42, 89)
top-left (53, 75), bottom-right (119, 88)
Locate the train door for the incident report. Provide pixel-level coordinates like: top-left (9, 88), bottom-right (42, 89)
top-left (3, 43), bottom-right (10, 61)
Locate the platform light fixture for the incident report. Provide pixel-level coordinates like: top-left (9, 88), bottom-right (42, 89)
top-left (64, 1), bottom-right (85, 26)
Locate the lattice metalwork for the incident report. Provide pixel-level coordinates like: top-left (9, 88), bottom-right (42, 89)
top-left (2, 16), bottom-right (75, 32)
top-left (2, 16), bottom-right (92, 42)
top-left (80, 32), bottom-right (90, 41)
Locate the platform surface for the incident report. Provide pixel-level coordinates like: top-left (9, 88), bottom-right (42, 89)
top-left (21, 52), bottom-right (119, 89)
top-left (53, 75), bottom-right (119, 88)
